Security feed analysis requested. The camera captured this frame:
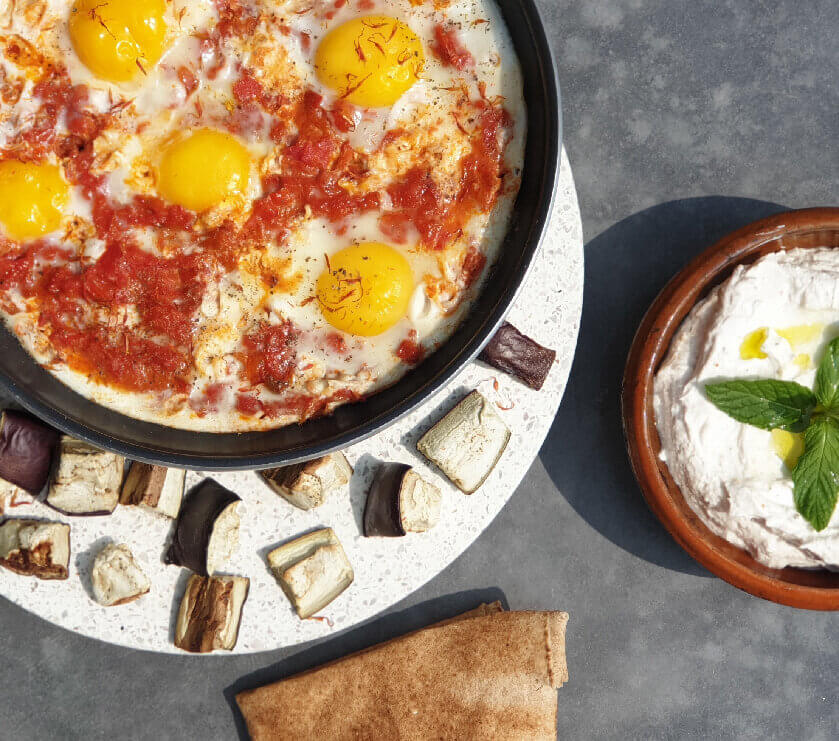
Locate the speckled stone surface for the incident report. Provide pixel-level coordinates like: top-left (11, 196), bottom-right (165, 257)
top-left (0, 150), bottom-right (583, 653)
top-left (2, 1), bottom-right (839, 738)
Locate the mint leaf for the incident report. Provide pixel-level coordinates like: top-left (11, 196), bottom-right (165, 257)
top-left (815, 336), bottom-right (839, 410)
top-left (791, 416), bottom-right (839, 531)
top-left (705, 380), bottom-right (816, 432)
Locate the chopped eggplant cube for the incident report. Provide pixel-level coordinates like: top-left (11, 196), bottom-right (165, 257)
top-left (479, 322), bottom-right (556, 390)
top-left (46, 438), bottom-right (123, 516)
top-left (417, 391), bottom-right (510, 493)
top-left (174, 574), bottom-right (249, 653)
top-left (91, 543), bottom-right (150, 606)
top-left (165, 478), bottom-right (241, 576)
top-left (266, 528), bottom-right (353, 619)
top-left (0, 410), bottom-right (60, 495)
top-left (259, 453), bottom-right (352, 511)
top-left (364, 463), bottom-right (442, 537)
top-left (0, 518), bottom-right (70, 580)
top-left (120, 463), bottom-right (185, 518)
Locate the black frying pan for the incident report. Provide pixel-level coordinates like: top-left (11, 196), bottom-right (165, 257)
top-left (0, 0), bottom-right (562, 469)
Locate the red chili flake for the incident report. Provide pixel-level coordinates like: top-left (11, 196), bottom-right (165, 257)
top-left (452, 112), bottom-right (468, 135)
top-left (354, 37), bottom-right (366, 62)
top-left (340, 73), bottom-right (372, 100)
top-left (396, 48), bottom-right (413, 66)
top-left (307, 615), bottom-right (334, 627)
top-left (177, 66), bottom-right (198, 96)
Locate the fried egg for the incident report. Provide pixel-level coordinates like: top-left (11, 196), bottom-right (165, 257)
top-left (314, 16), bottom-right (424, 107)
top-left (158, 129), bottom-right (252, 212)
top-left (68, 0), bottom-right (168, 82)
top-left (316, 242), bottom-right (414, 336)
top-left (0, 161), bottom-right (68, 240)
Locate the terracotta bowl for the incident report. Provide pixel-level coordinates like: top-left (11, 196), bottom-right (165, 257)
top-left (622, 207), bottom-right (839, 610)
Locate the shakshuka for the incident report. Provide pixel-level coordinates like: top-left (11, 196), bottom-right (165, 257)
top-left (0, 0), bottom-right (525, 431)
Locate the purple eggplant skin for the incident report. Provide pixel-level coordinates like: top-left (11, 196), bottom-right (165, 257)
top-left (165, 478), bottom-right (240, 575)
top-left (0, 410), bottom-right (60, 494)
top-left (363, 462), bottom-right (410, 538)
top-left (478, 322), bottom-right (556, 391)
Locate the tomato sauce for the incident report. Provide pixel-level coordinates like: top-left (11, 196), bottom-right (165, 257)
top-left (460, 246), bottom-right (487, 288)
top-left (396, 330), bottom-right (425, 365)
top-left (0, 20), bottom-right (511, 420)
top-left (381, 101), bottom-right (508, 252)
top-left (432, 24), bottom-right (475, 71)
top-left (239, 321), bottom-right (298, 392)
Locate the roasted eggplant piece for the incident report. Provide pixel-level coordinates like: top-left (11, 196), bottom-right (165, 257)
top-left (478, 322), bottom-right (556, 391)
top-left (0, 518), bottom-right (70, 579)
top-left (174, 573), bottom-right (249, 653)
top-left (120, 463), bottom-right (185, 518)
top-left (479, 322), bottom-right (557, 390)
top-left (0, 410), bottom-right (60, 495)
top-left (259, 453), bottom-right (352, 511)
top-left (363, 463), bottom-right (441, 537)
top-left (46, 438), bottom-right (124, 516)
top-left (417, 391), bottom-right (511, 493)
top-left (91, 543), bottom-right (150, 606)
top-left (267, 528), bottom-right (353, 619)
top-left (165, 478), bottom-right (241, 576)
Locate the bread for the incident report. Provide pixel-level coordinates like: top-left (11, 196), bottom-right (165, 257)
top-left (236, 604), bottom-right (569, 740)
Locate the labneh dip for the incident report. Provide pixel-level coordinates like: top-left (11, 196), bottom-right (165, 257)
top-left (654, 248), bottom-right (839, 569)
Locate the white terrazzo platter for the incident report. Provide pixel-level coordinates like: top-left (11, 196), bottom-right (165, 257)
top-left (0, 149), bottom-right (583, 654)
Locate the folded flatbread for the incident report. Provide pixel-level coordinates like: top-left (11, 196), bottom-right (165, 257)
top-left (236, 603), bottom-right (569, 740)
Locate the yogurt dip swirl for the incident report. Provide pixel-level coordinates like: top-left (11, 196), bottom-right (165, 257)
top-left (654, 248), bottom-right (839, 569)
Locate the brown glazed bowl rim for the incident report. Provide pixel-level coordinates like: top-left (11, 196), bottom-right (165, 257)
top-left (622, 207), bottom-right (839, 610)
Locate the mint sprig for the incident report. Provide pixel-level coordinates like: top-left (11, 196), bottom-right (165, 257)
top-left (704, 379), bottom-right (816, 432)
top-left (705, 336), bottom-right (839, 532)
top-left (815, 338), bottom-right (839, 409)
top-left (791, 418), bottom-right (839, 532)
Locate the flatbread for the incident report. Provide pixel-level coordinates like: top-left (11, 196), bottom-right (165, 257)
top-left (236, 605), bottom-right (569, 740)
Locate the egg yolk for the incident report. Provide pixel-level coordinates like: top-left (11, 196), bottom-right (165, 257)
top-left (314, 16), bottom-right (425, 108)
top-left (0, 161), bottom-right (69, 240)
top-left (317, 242), bottom-right (414, 336)
top-left (157, 129), bottom-right (251, 212)
top-left (69, 0), bottom-right (167, 82)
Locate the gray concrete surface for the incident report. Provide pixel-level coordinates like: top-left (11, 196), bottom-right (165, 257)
top-left (2, 1), bottom-right (838, 738)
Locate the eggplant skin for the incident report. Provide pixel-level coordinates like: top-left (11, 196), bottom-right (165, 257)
top-left (363, 462), bottom-right (410, 537)
top-left (0, 410), bottom-right (59, 494)
top-left (479, 322), bottom-right (556, 390)
top-left (165, 479), bottom-right (241, 576)
top-left (174, 574), bottom-right (249, 653)
top-left (45, 439), bottom-right (123, 516)
top-left (0, 519), bottom-right (70, 580)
